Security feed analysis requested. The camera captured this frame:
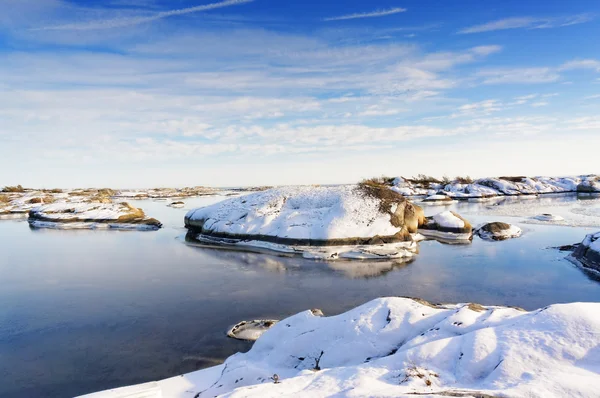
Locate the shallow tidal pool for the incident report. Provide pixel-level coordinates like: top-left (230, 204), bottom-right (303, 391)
top-left (1, 194), bottom-right (600, 397)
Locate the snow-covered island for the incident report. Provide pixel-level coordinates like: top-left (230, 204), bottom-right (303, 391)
top-left (28, 202), bottom-right (162, 230)
top-left (80, 297), bottom-right (600, 398)
top-left (390, 175), bottom-right (600, 199)
top-left (185, 183), bottom-right (427, 260)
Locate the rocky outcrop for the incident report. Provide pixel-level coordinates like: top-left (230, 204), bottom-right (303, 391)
top-left (476, 222), bottom-right (522, 241)
top-left (570, 231), bottom-right (600, 273)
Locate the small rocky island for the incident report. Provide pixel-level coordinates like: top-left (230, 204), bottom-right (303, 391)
top-left (29, 202), bottom-right (162, 230)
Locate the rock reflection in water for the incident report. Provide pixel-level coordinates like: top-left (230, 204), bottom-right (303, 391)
top-left (192, 244), bottom-right (414, 279)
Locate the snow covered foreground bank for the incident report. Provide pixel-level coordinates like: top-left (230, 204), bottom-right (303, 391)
top-left (81, 297), bottom-right (600, 398)
top-left (392, 175), bottom-right (600, 198)
top-left (185, 185), bottom-right (427, 259)
top-left (28, 202), bottom-right (162, 230)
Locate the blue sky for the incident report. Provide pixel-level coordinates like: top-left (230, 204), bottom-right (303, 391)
top-left (1, 0), bottom-right (599, 188)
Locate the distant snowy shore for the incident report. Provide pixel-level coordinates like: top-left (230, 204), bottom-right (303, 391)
top-left (80, 297), bottom-right (600, 398)
top-left (390, 175), bottom-right (600, 198)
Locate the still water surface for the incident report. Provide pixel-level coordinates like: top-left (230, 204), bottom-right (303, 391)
top-left (1, 194), bottom-right (600, 397)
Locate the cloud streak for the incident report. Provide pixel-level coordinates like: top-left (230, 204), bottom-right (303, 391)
top-left (459, 14), bottom-right (593, 34)
top-left (34, 0), bottom-right (254, 31)
top-left (324, 7), bottom-right (406, 22)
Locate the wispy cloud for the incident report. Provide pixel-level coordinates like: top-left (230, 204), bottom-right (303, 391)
top-left (34, 0), bottom-right (253, 31)
top-left (477, 68), bottom-right (560, 84)
top-left (560, 59), bottom-right (600, 72)
top-left (324, 7), bottom-right (406, 22)
top-left (459, 14), bottom-right (593, 34)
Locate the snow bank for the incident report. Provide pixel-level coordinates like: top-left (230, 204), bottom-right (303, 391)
top-left (391, 175), bottom-right (600, 199)
top-left (28, 202), bottom-right (161, 230)
top-left (185, 185), bottom-right (424, 253)
top-left (80, 297), bottom-right (600, 398)
top-left (570, 231), bottom-right (600, 273)
top-left (476, 222), bottom-right (522, 241)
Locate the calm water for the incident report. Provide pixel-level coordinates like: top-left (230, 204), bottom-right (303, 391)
top-left (1, 194), bottom-right (600, 397)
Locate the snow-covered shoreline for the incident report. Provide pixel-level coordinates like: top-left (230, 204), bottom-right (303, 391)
top-left (79, 297), bottom-right (600, 398)
top-left (391, 175), bottom-right (600, 199)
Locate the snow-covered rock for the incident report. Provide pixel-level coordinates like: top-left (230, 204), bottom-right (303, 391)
top-left (80, 297), bottom-right (600, 398)
top-left (476, 222), bottom-right (522, 241)
top-left (28, 202), bottom-right (162, 230)
top-left (570, 231), bottom-right (600, 273)
top-left (185, 185), bottom-right (425, 259)
top-left (227, 320), bottom-right (279, 341)
top-left (419, 211), bottom-right (473, 241)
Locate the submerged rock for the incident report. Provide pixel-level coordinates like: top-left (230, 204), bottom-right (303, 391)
top-left (476, 222), bottom-right (522, 241)
top-left (533, 213), bottom-right (565, 222)
top-left (185, 184), bottom-right (425, 259)
top-left (570, 231), bottom-right (600, 273)
top-left (28, 202), bottom-right (162, 230)
top-left (419, 211), bottom-right (473, 241)
top-left (83, 297), bottom-right (600, 398)
top-left (168, 201), bottom-right (185, 208)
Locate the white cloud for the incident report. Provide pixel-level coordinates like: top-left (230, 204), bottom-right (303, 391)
top-left (324, 7), bottom-right (406, 22)
top-left (459, 14), bottom-right (594, 34)
top-left (34, 0), bottom-right (254, 30)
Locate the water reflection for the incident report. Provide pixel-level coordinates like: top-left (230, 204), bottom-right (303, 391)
top-left (193, 246), bottom-right (414, 279)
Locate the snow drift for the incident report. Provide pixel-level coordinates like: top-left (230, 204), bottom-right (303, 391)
top-left (80, 297), bottom-right (600, 398)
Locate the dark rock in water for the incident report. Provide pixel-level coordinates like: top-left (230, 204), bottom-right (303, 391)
top-left (571, 232), bottom-right (600, 273)
top-left (557, 244), bottom-right (579, 252)
top-left (476, 222), bottom-right (522, 241)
